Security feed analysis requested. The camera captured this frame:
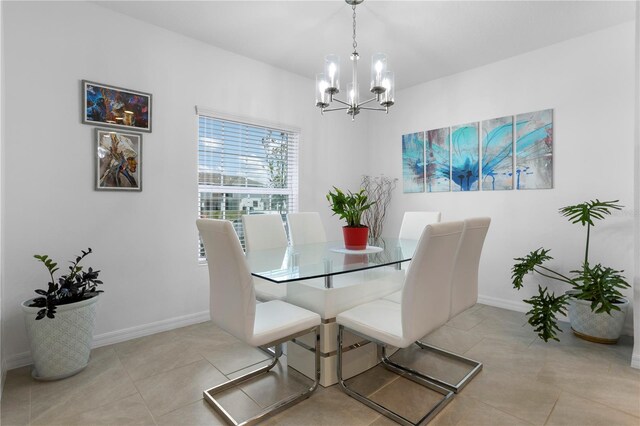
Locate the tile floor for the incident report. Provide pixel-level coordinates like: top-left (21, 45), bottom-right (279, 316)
top-left (2, 304), bottom-right (639, 425)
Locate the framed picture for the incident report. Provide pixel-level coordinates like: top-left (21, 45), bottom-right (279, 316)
top-left (83, 80), bottom-right (152, 132)
top-left (95, 129), bottom-right (142, 191)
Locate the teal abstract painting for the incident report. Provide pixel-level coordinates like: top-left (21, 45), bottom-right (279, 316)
top-left (451, 123), bottom-right (479, 191)
top-left (402, 132), bottom-right (425, 193)
top-left (425, 128), bottom-right (450, 192)
top-left (482, 116), bottom-right (513, 190)
top-left (516, 109), bottom-right (553, 189)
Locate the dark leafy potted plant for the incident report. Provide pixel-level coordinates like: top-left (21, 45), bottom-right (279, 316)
top-left (512, 200), bottom-right (630, 343)
top-left (21, 248), bottom-right (104, 380)
top-left (326, 186), bottom-right (373, 250)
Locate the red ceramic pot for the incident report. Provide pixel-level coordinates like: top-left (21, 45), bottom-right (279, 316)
top-left (343, 226), bottom-right (369, 250)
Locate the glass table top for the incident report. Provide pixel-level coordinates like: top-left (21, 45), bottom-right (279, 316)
top-left (245, 237), bottom-right (419, 283)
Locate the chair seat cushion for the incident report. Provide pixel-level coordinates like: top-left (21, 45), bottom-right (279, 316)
top-left (250, 300), bottom-right (321, 347)
top-left (254, 277), bottom-right (287, 302)
top-left (382, 290), bottom-right (402, 304)
top-left (337, 299), bottom-right (414, 348)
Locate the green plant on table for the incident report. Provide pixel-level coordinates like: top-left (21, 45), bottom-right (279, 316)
top-left (30, 248), bottom-right (103, 320)
top-left (511, 199), bottom-right (629, 342)
top-left (326, 186), bottom-right (373, 227)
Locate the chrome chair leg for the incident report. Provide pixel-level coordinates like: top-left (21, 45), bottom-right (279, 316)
top-left (337, 326), bottom-right (454, 426)
top-left (412, 340), bottom-right (483, 393)
top-left (203, 326), bottom-right (320, 426)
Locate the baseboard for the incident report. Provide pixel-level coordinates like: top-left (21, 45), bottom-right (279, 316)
top-left (92, 310), bottom-right (210, 348)
top-left (478, 294), bottom-right (634, 336)
top-left (477, 294), bottom-right (530, 313)
top-left (1, 358), bottom-right (7, 399)
top-left (5, 310), bottom-right (210, 371)
top-left (632, 353), bottom-right (640, 370)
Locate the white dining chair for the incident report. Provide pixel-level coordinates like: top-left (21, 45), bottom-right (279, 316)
top-left (242, 214), bottom-right (288, 301)
top-left (413, 217), bottom-right (491, 393)
top-left (196, 219), bottom-right (321, 425)
top-left (287, 212), bottom-right (327, 245)
top-left (242, 213), bottom-right (288, 251)
top-left (336, 221), bottom-right (464, 425)
top-left (398, 211), bottom-right (442, 240)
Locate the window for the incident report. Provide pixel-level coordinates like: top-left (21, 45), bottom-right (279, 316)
top-left (197, 110), bottom-right (299, 259)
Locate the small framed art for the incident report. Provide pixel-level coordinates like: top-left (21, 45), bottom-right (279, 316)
top-left (95, 129), bottom-right (142, 191)
top-left (83, 80), bottom-right (152, 132)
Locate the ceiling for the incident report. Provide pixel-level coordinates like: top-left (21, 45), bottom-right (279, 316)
top-left (94, 0), bottom-right (636, 90)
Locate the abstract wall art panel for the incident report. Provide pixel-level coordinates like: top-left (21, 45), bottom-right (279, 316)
top-left (425, 127), bottom-right (451, 192)
top-left (451, 123), bottom-right (479, 192)
top-left (515, 109), bottom-right (553, 189)
top-left (481, 116), bottom-right (513, 191)
top-left (402, 131), bottom-right (425, 193)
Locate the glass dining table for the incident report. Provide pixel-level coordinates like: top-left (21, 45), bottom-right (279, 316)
top-left (245, 237), bottom-right (419, 288)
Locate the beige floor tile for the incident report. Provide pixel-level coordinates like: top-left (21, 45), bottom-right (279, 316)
top-left (420, 325), bottom-right (484, 355)
top-left (467, 317), bottom-right (537, 346)
top-left (40, 393), bottom-right (155, 426)
top-left (368, 414), bottom-right (401, 425)
top-left (537, 360), bottom-right (640, 418)
top-left (446, 305), bottom-right (489, 331)
top-left (235, 360), bottom-right (316, 409)
top-left (114, 333), bottom-right (205, 382)
top-left (345, 364), bottom-right (399, 397)
top-left (156, 399), bottom-right (226, 426)
top-left (546, 392), bottom-right (640, 426)
top-left (30, 347), bottom-right (139, 425)
top-left (463, 337), bottom-right (546, 376)
top-left (1, 367), bottom-right (31, 426)
top-left (262, 385), bottom-right (380, 426)
top-left (198, 340), bottom-right (271, 375)
top-left (3, 306), bottom-right (637, 426)
top-left (135, 359), bottom-right (226, 418)
top-left (428, 394), bottom-right (533, 426)
top-left (462, 369), bottom-right (560, 425)
top-left (368, 376), bottom-right (449, 424)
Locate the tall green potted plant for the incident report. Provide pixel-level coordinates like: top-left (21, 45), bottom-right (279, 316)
top-left (512, 200), bottom-right (630, 343)
top-left (21, 248), bottom-right (104, 380)
top-left (326, 186), bottom-right (373, 250)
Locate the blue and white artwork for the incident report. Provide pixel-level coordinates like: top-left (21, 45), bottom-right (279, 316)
top-left (425, 128), bottom-right (450, 192)
top-left (482, 116), bottom-right (513, 191)
top-left (451, 123), bottom-right (479, 191)
top-left (516, 109), bottom-right (553, 189)
top-left (402, 131), bottom-right (425, 193)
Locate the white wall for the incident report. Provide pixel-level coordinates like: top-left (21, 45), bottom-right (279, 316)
top-left (368, 22), bottom-right (637, 331)
top-left (0, 0), bottom-right (5, 393)
top-left (632, 1), bottom-right (639, 369)
top-left (1, 1), bottom-right (369, 366)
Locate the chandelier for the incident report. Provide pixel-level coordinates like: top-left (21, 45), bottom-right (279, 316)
top-left (315, 0), bottom-right (395, 121)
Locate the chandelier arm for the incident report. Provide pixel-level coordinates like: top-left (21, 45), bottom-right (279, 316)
top-left (331, 98), bottom-right (352, 107)
top-left (358, 97), bottom-right (379, 106)
top-left (323, 107), bottom-right (350, 112)
top-left (359, 107), bottom-right (388, 111)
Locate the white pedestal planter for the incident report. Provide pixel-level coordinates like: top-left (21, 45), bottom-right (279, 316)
top-left (568, 296), bottom-right (629, 344)
top-left (21, 295), bottom-right (99, 380)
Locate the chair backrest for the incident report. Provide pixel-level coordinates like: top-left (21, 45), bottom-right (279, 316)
top-left (196, 219), bottom-right (256, 342)
top-left (398, 211), bottom-right (442, 240)
top-left (287, 212), bottom-right (327, 245)
top-left (401, 221), bottom-right (464, 343)
top-left (450, 217), bottom-right (491, 318)
top-left (242, 214), bottom-right (288, 252)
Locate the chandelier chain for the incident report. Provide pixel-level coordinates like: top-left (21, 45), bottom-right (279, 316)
top-left (352, 4), bottom-right (357, 52)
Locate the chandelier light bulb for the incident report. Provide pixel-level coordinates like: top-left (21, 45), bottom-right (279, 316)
top-left (324, 54), bottom-right (340, 94)
top-left (316, 73), bottom-right (330, 108)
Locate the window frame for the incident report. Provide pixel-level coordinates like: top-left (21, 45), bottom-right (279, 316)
top-left (196, 107), bottom-right (300, 261)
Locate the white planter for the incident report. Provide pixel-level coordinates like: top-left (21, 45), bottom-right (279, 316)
top-left (21, 295), bottom-right (99, 380)
top-left (568, 296), bottom-right (628, 344)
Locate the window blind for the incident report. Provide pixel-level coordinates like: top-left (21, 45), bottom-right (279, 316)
top-left (197, 112), bottom-right (299, 259)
